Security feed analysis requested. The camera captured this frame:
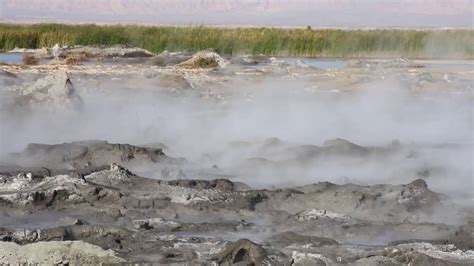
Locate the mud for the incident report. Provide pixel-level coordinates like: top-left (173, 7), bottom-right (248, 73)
top-left (0, 49), bottom-right (473, 265)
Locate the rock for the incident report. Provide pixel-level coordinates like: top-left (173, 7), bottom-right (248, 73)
top-left (12, 140), bottom-right (170, 170)
top-left (0, 174), bottom-right (87, 207)
top-left (384, 245), bottom-right (467, 266)
top-left (295, 209), bottom-right (350, 222)
top-left (154, 73), bottom-right (192, 89)
top-left (213, 239), bottom-right (270, 265)
top-left (57, 217), bottom-right (86, 226)
top-left (132, 218), bottom-right (180, 230)
top-left (178, 51), bottom-right (230, 69)
top-left (267, 231), bottom-right (338, 247)
top-left (167, 179), bottom-right (235, 191)
top-left (8, 47), bottom-right (42, 54)
top-left (0, 165), bottom-right (109, 180)
top-left (105, 208), bottom-right (123, 219)
top-left (397, 179), bottom-right (440, 211)
top-left (0, 241), bottom-right (125, 264)
top-left (59, 45), bottom-right (154, 58)
top-left (387, 58), bottom-right (424, 68)
top-left (261, 179), bottom-right (443, 223)
top-left (291, 251), bottom-right (329, 266)
top-left (150, 51), bottom-right (193, 66)
top-left (352, 256), bottom-right (400, 266)
top-left (415, 72), bottom-right (437, 84)
top-left (231, 54), bottom-right (270, 65)
top-left (12, 72), bottom-right (83, 111)
top-left (293, 59), bottom-right (317, 70)
top-left (268, 57), bottom-right (290, 68)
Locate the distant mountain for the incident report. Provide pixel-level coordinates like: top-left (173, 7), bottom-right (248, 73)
top-left (1, 0), bottom-right (473, 27)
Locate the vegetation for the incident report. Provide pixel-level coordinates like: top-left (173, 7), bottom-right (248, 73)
top-left (65, 57), bottom-right (81, 65)
top-left (1, 24), bottom-right (473, 58)
top-left (195, 56), bottom-right (219, 68)
top-left (22, 54), bottom-right (39, 65)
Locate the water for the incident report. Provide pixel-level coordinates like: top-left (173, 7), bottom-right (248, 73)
top-left (282, 57), bottom-right (348, 69)
top-left (1, 52), bottom-right (472, 71)
top-left (0, 53), bottom-right (23, 65)
top-left (0, 210), bottom-right (70, 229)
top-left (281, 57), bottom-right (474, 70)
top-left (421, 60), bottom-right (474, 70)
top-left (0, 53), bottom-right (50, 65)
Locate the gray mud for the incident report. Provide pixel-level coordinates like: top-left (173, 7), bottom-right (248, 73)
top-left (0, 50), bottom-right (473, 265)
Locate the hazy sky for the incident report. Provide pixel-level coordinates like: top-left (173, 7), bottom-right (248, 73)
top-left (1, 0), bottom-right (473, 27)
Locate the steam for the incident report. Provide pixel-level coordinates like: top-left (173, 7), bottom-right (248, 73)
top-left (0, 72), bottom-right (472, 206)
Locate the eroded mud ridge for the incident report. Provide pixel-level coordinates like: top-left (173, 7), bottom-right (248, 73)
top-left (0, 49), bottom-right (473, 265)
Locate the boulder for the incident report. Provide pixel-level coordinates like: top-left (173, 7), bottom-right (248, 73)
top-left (213, 239), bottom-right (270, 265)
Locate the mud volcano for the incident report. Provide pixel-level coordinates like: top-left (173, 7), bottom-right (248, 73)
top-left (0, 50), bottom-right (473, 265)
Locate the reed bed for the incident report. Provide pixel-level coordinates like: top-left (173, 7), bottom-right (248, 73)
top-left (0, 24), bottom-right (472, 58)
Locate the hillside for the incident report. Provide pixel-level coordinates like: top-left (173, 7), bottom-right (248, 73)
top-left (2, 0), bottom-right (472, 27)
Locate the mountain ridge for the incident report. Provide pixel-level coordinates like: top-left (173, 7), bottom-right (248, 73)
top-left (2, 0), bottom-right (472, 27)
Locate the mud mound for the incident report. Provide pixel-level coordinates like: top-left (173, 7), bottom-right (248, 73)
top-left (260, 179), bottom-right (442, 222)
top-left (322, 138), bottom-right (370, 155)
top-left (178, 51), bottom-right (230, 69)
top-left (0, 241), bottom-right (124, 264)
top-left (11, 140), bottom-right (171, 170)
top-left (166, 179), bottom-right (235, 191)
top-left (11, 72), bottom-right (83, 111)
top-left (0, 165), bottom-right (471, 264)
top-left (0, 173), bottom-right (107, 207)
top-left (59, 45), bottom-right (155, 58)
top-left (145, 72), bottom-right (192, 89)
top-left (213, 239), bottom-right (270, 265)
top-left (150, 50), bottom-right (193, 66)
top-left (279, 139), bottom-right (372, 161)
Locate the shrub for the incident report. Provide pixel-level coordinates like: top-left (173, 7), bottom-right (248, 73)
top-left (65, 57), bottom-right (81, 65)
top-left (22, 54), bottom-right (39, 65)
top-left (0, 24), bottom-right (472, 58)
top-left (195, 56), bottom-right (218, 68)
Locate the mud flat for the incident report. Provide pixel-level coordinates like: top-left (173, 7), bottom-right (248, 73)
top-left (0, 49), bottom-right (473, 265)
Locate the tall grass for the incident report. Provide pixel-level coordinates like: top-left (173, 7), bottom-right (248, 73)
top-left (0, 24), bottom-right (472, 58)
